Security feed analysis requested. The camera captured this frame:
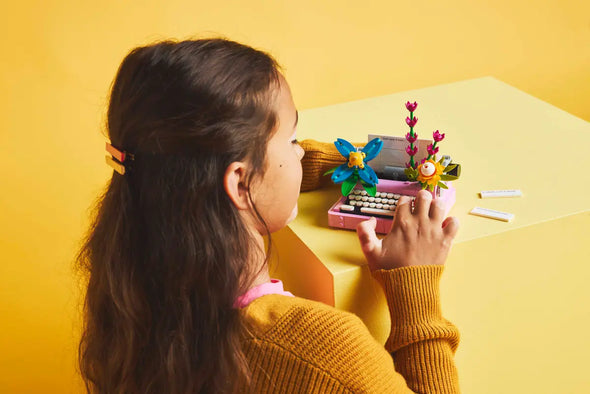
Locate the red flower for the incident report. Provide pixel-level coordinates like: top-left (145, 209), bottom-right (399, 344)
top-left (406, 116), bottom-right (418, 127)
top-left (427, 144), bottom-right (439, 156)
top-left (405, 132), bottom-right (418, 143)
top-left (433, 130), bottom-right (445, 142)
top-left (405, 101), bottom-right (418, 112)
top-left (406, 145), bottom-right (418, 156)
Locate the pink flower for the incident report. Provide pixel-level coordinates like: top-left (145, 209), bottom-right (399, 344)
top-left (421, 158), bottom-right (427, 164)
top-left (427, 144), bottom-right (439, 156)
top-left (405, 101), bottom-right (418, 112)
top-left (406, 116), bottom-right (418, 127)
top-left (405, 132), bottom-right (418, 143)
top-left (406, 145), bottom-right (418, 156)
top-left (433, 130), bottom-right (445, 142)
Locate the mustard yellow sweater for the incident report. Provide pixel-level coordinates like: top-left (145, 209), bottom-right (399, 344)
top-left (239, 265), bottom-right (460, 393)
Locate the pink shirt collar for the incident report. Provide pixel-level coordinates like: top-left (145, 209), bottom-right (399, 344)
top-left (234, 279), bottom-right (294, 308)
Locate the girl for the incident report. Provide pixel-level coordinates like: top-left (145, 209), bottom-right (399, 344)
top-left (76, 38), bottom-right (460, 393)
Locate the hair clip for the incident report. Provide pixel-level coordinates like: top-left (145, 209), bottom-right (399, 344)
top-left (105, 142), bottom-right (134, 175)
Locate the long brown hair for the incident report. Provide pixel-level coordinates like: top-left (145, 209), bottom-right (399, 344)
top-left (75, 38), bottom-right (281, 393)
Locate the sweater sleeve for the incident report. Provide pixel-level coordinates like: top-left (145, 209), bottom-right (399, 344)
top-left (240, 265), bottom-right (459, 393)
top-left (372, 265), bottom-right (460, 393)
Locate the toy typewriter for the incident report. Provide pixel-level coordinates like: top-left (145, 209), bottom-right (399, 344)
top-left (326, 102), bottom-right (461, 234)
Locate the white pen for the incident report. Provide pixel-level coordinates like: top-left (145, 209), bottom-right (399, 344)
top-left (469, 207), bottom-right (514, 222)
top-left (479, 189), bottom-right (522, 198)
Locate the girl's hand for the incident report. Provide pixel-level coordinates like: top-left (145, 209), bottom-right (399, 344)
top-left (356, 190), bottom-right (459, 271)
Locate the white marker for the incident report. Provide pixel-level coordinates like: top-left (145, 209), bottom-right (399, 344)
top-left (469, 207), bottom-right (514, 222)
top-left (479, 189), bottom-right (522, 198)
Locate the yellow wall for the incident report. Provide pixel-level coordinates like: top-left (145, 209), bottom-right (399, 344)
top-left (1, 0), bottom-right (588, 391)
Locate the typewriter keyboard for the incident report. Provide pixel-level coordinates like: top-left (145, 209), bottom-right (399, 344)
top-left (338, 189), bottom-right (416, 218)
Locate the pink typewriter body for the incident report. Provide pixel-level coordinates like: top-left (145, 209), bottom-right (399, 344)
top-left (328, 179), bottom-right (456, 234)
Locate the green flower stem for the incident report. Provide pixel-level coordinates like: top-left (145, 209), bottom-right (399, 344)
top-left (409, 111), bottom-right (415, 168)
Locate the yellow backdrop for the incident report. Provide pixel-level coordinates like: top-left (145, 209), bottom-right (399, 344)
top-left (1, 0), bottom-right (588, 392)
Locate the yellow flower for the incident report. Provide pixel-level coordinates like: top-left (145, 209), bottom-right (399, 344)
top-left (348, 151), bottom-right (366, 168)
top-left (417, 159), bottom-right (444, 187)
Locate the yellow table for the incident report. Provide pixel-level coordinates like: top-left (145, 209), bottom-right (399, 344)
top-left (270, 77), bottom-right (590, 393)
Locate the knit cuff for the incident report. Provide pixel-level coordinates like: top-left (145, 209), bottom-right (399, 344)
top-left (371, 265), bottom-right (444, 327)
top-left (300, 139), bottom-right (365, 192)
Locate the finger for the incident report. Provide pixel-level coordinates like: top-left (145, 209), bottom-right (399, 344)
top-left (442, 216), bottom-right (460, 240)
top-left (413, 190), bottom-right (433, 218)
top-left (356, 217), bottom-right (382, 263)
top-left (395, 195), bottom-right (412, 219)
top-left (429, 197), bottom-right (445, 223)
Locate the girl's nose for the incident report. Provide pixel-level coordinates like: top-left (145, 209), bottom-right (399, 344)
top-left (297, 145), bottom-right (305, 160)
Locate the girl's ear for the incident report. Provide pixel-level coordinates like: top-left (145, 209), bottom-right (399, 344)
top-left (224, 162), bottom-right (251, 210)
